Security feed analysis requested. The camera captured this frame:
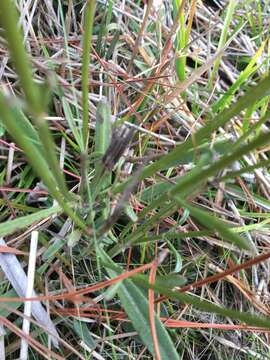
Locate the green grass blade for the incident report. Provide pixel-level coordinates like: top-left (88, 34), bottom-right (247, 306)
top-left (100, 250), bottom-right (179, 359)
top-left (174, 197), bottom-right (256, 252)
top-left (173, 0), bottom-right (186, 81)
top-left (0, 206), bottom-right (60, 238)
top-left (0, 94), bottom-right (59, 193)
top-left (62, 97), bottom-right (84, 150)
top-left (0, 0), bottom-right (71, 200)
top-left (114, 74), bottom-right (270, 194)
top-left (0, 0), bottom-right (42, 114)
top-left (82, 0), bottom-right (96, 149)
top-left (117, 278), bottom-right (179, 360)
top-left (95, 99), bottom-right (112, 155)
top-left (137, 279), bottom-right (270, 329)
top-left (213, 40), bottom-right (266, 113)
top-left (0, 93), bottom-right (87, 231)
top-left (211, 0), bottom-right (237, 82)
top-left (220, 158), bottom-right (270, 181)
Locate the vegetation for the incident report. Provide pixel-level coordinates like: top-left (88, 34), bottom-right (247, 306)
top-left (0, 0), bottom-right (270, 358)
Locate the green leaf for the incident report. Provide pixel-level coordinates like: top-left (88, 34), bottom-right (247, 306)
top-left (0, 206), bottom-right (60, 238)
top-left (0, 0), bottom-right (43, 114)
top-left (116, 279), bottom-right (178, 359)
top-left (213, 40), bottom-right (266, 113)
top-left (0, 1), bottom-right (71, 200)
top-left (174, 197), bottom-right (256, 252)
top-left (114, 74), bottom-right (270, 195)
top-left (67, 229), bottom-right (82, 248)
top-left (106, 29), bottom-right (120, 60)
top-left (0, 289), bottom-right (21, 317)
top-left (226, 185), bottom-right (270, 211)
top-left (167, 241), bottom-right (183, 273)
top-left (62, 97), bottom-right (83, 150)
top-left (92, 99), bottom-right (112, 204)
top-left (95, 99), bottom-right (112, 155)
top-left (211, 0), bottom-right (237, 81)
top-left (73, 320), bottom-right (96, 350)
top-left (137, 279), bottom-right (270, 330)
top-left (82, 0), bottom-right (96, 148)
top-left (154, 274), bottom-right (186, 288)
top-left (42, 237), bottom-right (65, 261)
top-left (99, 249), bottom-right (179, 359)
top-left (0, 93), bottom-right (87, 231)
top-left (124, 204), bottom-right (138, 222)
top-left (126, 128), bottom-right (270, 251)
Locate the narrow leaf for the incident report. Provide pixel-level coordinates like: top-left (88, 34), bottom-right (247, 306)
top-left (137, 279), bottom-right (270, 330)
top-left (0, 206), bottom-right (60, 238)
top-left (99, 249), bottom-right (179, 359)
top-left (174, 197), bottom-right (256, 252)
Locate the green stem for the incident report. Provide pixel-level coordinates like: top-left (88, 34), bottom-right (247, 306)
top-left (0, 0), bottom-right (41, 114)
top-left (82, 0), bottom-right (96, 150)
top-left (0, 93), bottom-right (88, 233)
top-left (0, 0), bottom-right (71, 200)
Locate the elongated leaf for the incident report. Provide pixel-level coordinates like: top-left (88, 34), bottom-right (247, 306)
top-left (42, 238), bottom-right (65, 261)
top-left (114, 277), bottom-right (178, 359)
top-left (220, 158), bottom-right (270, 181)
top-left (0, 93), bottom-right (56, 189)
top-left (73, 320), bottom-right (96, 350)
top-left (94, 99), bottom-right (112, 213)
top-left (106, 29), bottom-right (120, 60)
top-left (114, 74), bottom-right (270, 195)
top-left (0, 0), bottom-right (42, 114)
top-left (0, 206), bottom-right (60, 238)
top-left (117, 279), bottom-right (178, 359)
top-left (174, 197), bottom-right (256, 252)
top-left (213, 40), bottom-right (266, 112)
top-left (126, 128), bottom-right (270, 249)
top-left (62, 97), bottom-right (83, 150)
top-left (227, 185), bottom-right (270, 211)
top-left (109, 229), bottom-right (212, 258)
top-left (0, 289), bottom-right (21, 318)
top-left (95, 99), bottom-right (112, 155)
top-left (99, 250), bottom-right (178, 359)
top-left (11, 109), bottom-right (43, 153)
top-left (211, 0), bottom-right (237, 80)
top-left (0, 1), bottom-right (70, 200)
top-left (167, 241), bottom-right (183, 273)
top-left (136, 279), bottom-right (270, 329)
top-left (153, 274), bottom-right (186, 288)
top-left (144, 75), bottom-right (270, 177)
top-left (82, 0), bottom-right (96, 148)
top-left (0, 93), bottom-right (87, 231)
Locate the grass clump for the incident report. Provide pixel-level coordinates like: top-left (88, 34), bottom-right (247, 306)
top-left (0, 0), bottom-right (270, 358)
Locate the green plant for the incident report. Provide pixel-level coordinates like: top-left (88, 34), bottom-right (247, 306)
top-left (0, 0), bottom-right (270, 358)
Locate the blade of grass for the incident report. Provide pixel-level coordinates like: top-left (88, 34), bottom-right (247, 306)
top-left (62, 97), bottom-right (84, 150)
top-left (213, 40), bottom-right (266, 113)
top-left (136, 278), bottom-right (270, 329)
top-left (0, 1), bottom-right (41, 114)
top-left (173, 197), bottom-right (256, 252)
top-left (220, 158), bottom-right (270, 182)
top-left (114, 74), bottom-right (270, 194)
top-left (0, 207), bottom-right (60, 238)
top-left (210, 0), bottom-right (237, 83)
top-left (82, 0), bottom-right (96, 149)
top-left (99, 249), bottom-right (179, 360)
top-left (0, 94), bottom-right (87, 232)
top-left (113, 127), bottom-right (270, 253)
top-left (0, 0), bottom-right (71, 200)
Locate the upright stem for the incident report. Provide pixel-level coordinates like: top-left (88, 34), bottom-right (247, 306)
top-left (82, 0), bottom-right (96, 150)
